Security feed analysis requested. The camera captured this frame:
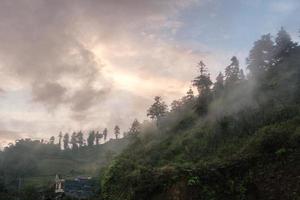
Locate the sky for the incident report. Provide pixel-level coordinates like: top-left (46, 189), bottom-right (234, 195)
top-left (0, 0), bottom-right (299, 146)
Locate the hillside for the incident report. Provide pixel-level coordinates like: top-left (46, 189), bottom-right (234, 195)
top-left (101, 31), bottom-right (300, 200)
top-left (103, 107), bottom-right (300, 200)
top-left (0, 137), bottom-right (131, 193)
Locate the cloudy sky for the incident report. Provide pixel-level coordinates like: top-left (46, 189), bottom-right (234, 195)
top-left (0, 0), bottom-right (299, 145)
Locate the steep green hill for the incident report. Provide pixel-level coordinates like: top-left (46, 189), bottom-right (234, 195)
top-left (101, 32), bottom-right (300, 200)
top-left (103, 108), bottom-right (300, 200)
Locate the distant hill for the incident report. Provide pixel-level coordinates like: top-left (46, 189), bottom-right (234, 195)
top-left (0, 136), bottom-right (131, 192)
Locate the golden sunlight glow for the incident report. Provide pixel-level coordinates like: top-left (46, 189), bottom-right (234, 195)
top-left (92, 45), bottom-right (189, 98)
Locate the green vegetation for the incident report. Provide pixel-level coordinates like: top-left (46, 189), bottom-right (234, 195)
top-left (101, 29), bottom-right (300, 200)
top-left (0, 136), bottom-right (131, 199)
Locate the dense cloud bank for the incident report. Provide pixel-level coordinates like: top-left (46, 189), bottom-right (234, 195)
top-left (0, 0), bottom-right (203, 142)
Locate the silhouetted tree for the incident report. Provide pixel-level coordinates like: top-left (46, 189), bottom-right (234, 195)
top-left (147, 96), bottom-right (168, 124)
top-left (103, 128), bottom-right (108, 141)
top-left (225, 56), bottom-right (241, 87)
top-left (182, 87), bottom-right (194, 103)
top-left (63, 133), bottom-right (69, 150)
top-left (71, 132), bottom-right (78, 150)
top-left (95, 131), bottom-right (103, 145)
top-left (129, 119), bottom-right (141, 135)
top-left (77, 131), bottom-right (84, 147)
top-left (273, 27), bottom-right (297, 63)
top-left (170, 100), bottom-right (183, 112)
top-left (58, 132), bottom-right (62, 149)
top-left (87, 131), bottom-right (96, 146)
top-left (247, 34), bottom-right (274, 78)
top-left (114, 126), bottom-right (120, 139)
top-left (192, 61), bottom-right (212, 94)
top-left (192, 61), bottom-right (212, 115)
top-left (213, 72), bottom-right (224, 97)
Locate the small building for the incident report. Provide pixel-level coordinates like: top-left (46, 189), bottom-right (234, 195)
top-left (55, 175), bottom-right (95, 199)
top-left (55, 174), bottom-right (65, 193)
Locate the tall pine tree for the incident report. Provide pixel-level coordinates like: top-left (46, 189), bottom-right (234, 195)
top-left (273, 27), bottom-right (297, 64)
top-left (213, 72), bottom-right (224, 97)
top-left (147, 96), bottom-right (168, 123)
top-left (225, 56), bottom-right (240, 87)
top-left (192, 61), bottom-right (212, 115)
top-left (247, 34), bottom-right (274, 78)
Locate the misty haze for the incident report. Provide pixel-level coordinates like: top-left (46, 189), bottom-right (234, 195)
top-left (0, 0), bottom-right (299, 199)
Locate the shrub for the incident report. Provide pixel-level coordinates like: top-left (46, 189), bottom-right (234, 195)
top-left (249, 119), bottom-right (300, 155)
top-left (289, 127), bottom-right (300, 148)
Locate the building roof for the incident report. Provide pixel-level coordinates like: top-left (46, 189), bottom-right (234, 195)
top-left (63, 177), bottom-right (94, 198)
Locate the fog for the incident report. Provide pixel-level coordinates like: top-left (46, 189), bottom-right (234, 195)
top-left (0, 0), bottom-right (298, 144)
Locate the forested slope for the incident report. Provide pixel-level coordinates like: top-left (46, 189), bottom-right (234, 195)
top-left (0, 136), bottom-right (131, 198)
top-left (101, 29), bottom-right (300, 200)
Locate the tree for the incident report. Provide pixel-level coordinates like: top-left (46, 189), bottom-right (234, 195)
top-left (49, 136), bottom-right (55, 145)
top-left (273, 27), bottom-right (297, 64)
top-left (170, 100), bottom-right (183, 112)
top-left (186, 88), bottom-right (194, 99)
top-left (247, 34), bottom-right (274, 78)
top-left (192, 61), bottom-right (213, 115)
top-left (63, 133), bottom-right (69, 150)
top-left (95, 131), bottom-right (103, 145)
top-left (103, 128), bottom-right (108, 141)
top-left (70, 132), bottom-right (78, 150)
top-left (128, 119), bottom-right (141, 135)
top-left (181, 88), bottom-right (195, 105)
top-left (77, 131), bottom-right (84, 147)
top-left (147, 96), bottom-right (168, 123)
top-left (182, 88), bottom-right (194, 103)
top-left (87, 131), bottom-right (96, 146)
top-left (225, 56), bottom-right (240, 87)
top-left (114, 126), bottom-right (120, 139)
top-left (213, 72), bottom-right (224, 97)
top-left (192, 61), bottom-right (212, 94)
top-left (58, 132), bottom-right (62, 149)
